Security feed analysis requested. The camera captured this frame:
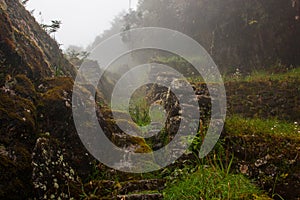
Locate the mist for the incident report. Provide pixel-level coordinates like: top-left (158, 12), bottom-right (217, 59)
top-left (26, 0), bottom-right (138, 49)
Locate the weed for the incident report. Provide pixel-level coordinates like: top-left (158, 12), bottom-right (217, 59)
top-left (54, 65), bottom-right (63, 77)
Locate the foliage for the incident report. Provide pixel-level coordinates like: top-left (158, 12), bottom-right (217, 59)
top-left (163, 165), bottom-right (269, 200)
top-left (21, 0), bottom-right (29, 6)
top-left (90, 0), bottom-right (300, 73)
top-left (64, 46), bottom-right (90, 67)
top-left (54, 65), bottom-right (63, 77)
top-left (87, 12), bottom-right (128, 51)
top-left (223, 66), bottom-right (300, 82)
top-left (40, 20), bottom-right (62, 35)
top-left (129, 96), bottom-right (151, 127)
top-left (225, 115), bottom-right (300, 138)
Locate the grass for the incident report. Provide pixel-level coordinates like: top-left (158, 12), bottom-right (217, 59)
top-left (244, 67), bottom-right (300, 82)
top-left (163, 165), bottom-right (270, 200)
top-left (186, 66), bottom-right (300, 84)
top-left (223, 67), bottom-right (300, 82)
top-left (166, 115), bottom-right (299, 200)
top-left (225, 115), bottom-right (300, 138)
top-left (164, 136), bottom-right (270, 200)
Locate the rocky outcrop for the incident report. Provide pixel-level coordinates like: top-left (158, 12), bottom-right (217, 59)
top-left (0, 1), bottom-right (87, 198)
top-left (0, 0), bottom-right (76, 83)
top-left (0, 1), bottom-right (155, 199)
top-left (32, 137), bottom-right (82, 200)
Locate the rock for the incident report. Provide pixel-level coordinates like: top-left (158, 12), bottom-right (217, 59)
top-left (0, 81), bottom-right (37, 199)
top-left (0, 1), bottom-right (84, 198)
top-left (117, 193), bottom-right (163, 200)
top-left (32, 137), bottom-right (82, 200)
top-left (5, 0), bottom-right (77, 78)
top-left (83, 179), bottom-right (166, 199)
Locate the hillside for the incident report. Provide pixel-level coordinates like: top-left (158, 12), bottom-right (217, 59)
top-left (0, 0), bottom-right (145, 199)
top-left (0, 0), bottom-right (299, 200)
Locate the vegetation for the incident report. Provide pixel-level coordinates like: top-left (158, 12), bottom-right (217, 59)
top-left (1, 0), bottom-right (300, 199)
top-left (90, 0), bottom-right (300, 73)
top-left (40, 20), bottom-right (62, 35)
top-left (223, 66), bottom-right (300, 82)
top-left (225, 115), bottom-right (300, 138)
top-left (163, 166), bottom-right (269, 200)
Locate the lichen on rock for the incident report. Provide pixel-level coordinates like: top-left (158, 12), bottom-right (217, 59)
top-left (32, 137), bottom-right (82, 200)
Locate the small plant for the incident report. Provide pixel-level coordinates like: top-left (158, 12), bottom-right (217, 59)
top-left (40, 20), bottom-right (62, 38)
top-left (54, 65), bottom-right (63, 77)
top-left (129, 97), bottom-right (151, 126)
top-left (21, 0), bottom-right (29, 6)
top-left (233, 68), bottom-right (242, 79)
top-left (271, 174), bottom-right (285, 200)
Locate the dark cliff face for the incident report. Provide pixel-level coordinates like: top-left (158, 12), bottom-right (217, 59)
top-left (0, 1), bottom-right (86, 199)
top-left (0, 1), bottom-right (153, 199)
top-left (0, 0), bottom-right (77, 82)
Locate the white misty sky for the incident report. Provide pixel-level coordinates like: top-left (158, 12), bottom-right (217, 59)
top-left (26, 0), bottom-right (138, 49)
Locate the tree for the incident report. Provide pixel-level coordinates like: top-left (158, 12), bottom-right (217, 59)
top-left (89, 0), bottom-right (300, 72)
top-left (21, 0), bottom-right (30, 6)
top-left (65, 46), bottom-right (89, 68)
top-left (40, 20), bottom-right (62, 38)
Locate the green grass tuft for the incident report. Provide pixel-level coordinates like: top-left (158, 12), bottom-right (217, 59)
top-left (163, 165), bottom-right (270, 200)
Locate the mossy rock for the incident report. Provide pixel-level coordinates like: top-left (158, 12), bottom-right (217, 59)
top-left (32, 137), bottom-right (83, 200)
top-left (37, 77), bottom-right (73, 124)
top-left (0, 144), bottom-right (34, 199)
top-left (0, 91), bottom-right (37, 145)
top-left (129, 136), bottom-right (152, 154)
top-left (37, 77), bottom-right (96, 179)
top-left (104, 118), bottom-right (152, 153)
top-left (0, 75), bottom-right (37, 199)
top-left (101, 109), bottom-right (132, 121)
top-left (13, 74), bottom-right (37, 101)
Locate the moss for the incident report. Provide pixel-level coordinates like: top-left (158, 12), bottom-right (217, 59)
top-left (0, 144), bottom-right (34, 199)
top-left (129, 136), bottom-right (152, 154)
top-left (37, 77), bottom-right (73, 123)
top-left (0, 74), bottom-right (37, 199)
top-left (40, 77), bottom-right (73, 97)
top-left (101, 109), bottom-right (132, 121)
top-left (0, 82), bottom-right (36, 197)
top-left (0, 92), bottom-right (37, 143)
top-left (13, 74), bottom-right (37, 101)
top-left (12, 25), bottom-right (53, 79)
top-left (104, 118), bottom-right (152, 153)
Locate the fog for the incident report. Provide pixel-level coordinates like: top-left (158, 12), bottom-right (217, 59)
top-left (26, 0), bottom-right (138, 49)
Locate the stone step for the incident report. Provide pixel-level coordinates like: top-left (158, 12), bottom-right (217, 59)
top-left (118, 179), bottom-right (166, 194)
top-left (84, 179), bottom-right (166, 198)
top-left (117, 193), bottom-right (163, 200)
